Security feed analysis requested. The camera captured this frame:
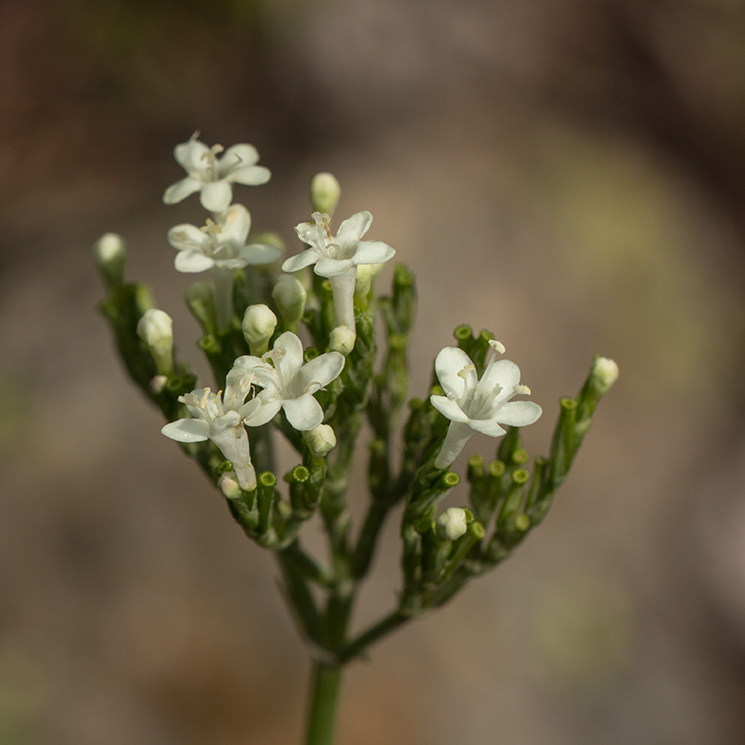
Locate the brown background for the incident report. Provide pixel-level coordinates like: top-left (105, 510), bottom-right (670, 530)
top-left (2, 0), bottom-right (745, 743)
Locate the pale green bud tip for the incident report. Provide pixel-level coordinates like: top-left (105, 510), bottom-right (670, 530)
top-left (272, 275), bottom-right (307, 325)
top-left (219, 472), bottom-right (242, 500)
top-left (436, 507), bottom-right (469, 541)
top-left (242, 304), bottom-right (277, 353)
top-left (94, 233), bottom-right (126, 286)
top-left (303, 424), bottom-right (336, 458)
top-left (591, 356), bottom-right (619, 395)
top-left (137, 309), bottom-right (174, 375)
top-left (309, 172), bottom-right (341, 216)
top-left (329, 325), bottom-right (356, 355)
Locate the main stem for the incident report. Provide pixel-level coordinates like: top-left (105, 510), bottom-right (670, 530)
top-left (306, 661), bottom-right (343, 745)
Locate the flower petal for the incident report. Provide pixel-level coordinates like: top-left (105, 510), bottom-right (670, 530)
top-left (220, 144), bottom-right (259, 171)
top-left (430, 395), bottom-right (469, 423)
top-left (434, 347), bottom-right (476, 402)
top-left (219, 204), bottom-right (251, 245)
top-left (283, 394), bottom-right (324, 431)
top-left (295, 220), bottom-right (325, 247)
top-left (200, 181), bottom-right (233, 212)
top-left (282, 249), bottom-right (319, 273)
top-left (479, 358), bottom-right (521, 405)
top-left (228, 164), bottom-right (271, 186)
top-left (467, 418), bottom-right (507, 437)
top-left (161, 419), bottom-right (210, 442)
top-left (336, 211), bottom-right (372, 243)
top-left (315, 257), bottom-right (353, 277)
top-left (239, 243), bottom-right (283, 265)
top-left (243, 397), bottom-right (282, 426)
top-left (298, 351), bottom-right (345, 391)
top-left (274, 332), bottom-right (304, 380)
top-left (174, 139), bottom-right (209, 173)
top-left (351, 240), bottom-right (395, 265)
top-left (434, 421), bottom-right (474, 469)
top-left (163, 176), bottom-right (202, 205)
top-left (175, 251), bottom-right (214, 272)
top-left (168, 223), bottom-right (211, 251)
top-left (495, 400), bottom-right (543, 427)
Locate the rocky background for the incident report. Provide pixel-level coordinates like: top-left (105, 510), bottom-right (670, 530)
top-left (3, 1), bottom-right (745, 743)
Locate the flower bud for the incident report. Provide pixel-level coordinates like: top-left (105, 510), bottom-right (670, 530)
top-left (589, 356), bottom-right (619, 395)
top-left (93, 233), bottom-right (126, 289)
top-left (436, 507), bottom-right (469, 541)
top-left (355, 262), bottom-right (384, 301)
top-left (272, 275), bottom-right (307, 332)
top-left (137, 308), bottom-right (174, 375)
top-left (242, 304), bottom-right (277, 356)
top-left (328, 325), bottom-right (356, 355)
top-left (219, 472), bottom-right (242, 500)
top-left (303, 424), bottom-right (337, 458)
top-left (309, 172), bottom-right (341, 217)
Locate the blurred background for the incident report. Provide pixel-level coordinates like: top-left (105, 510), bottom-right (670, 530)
top-left (3, 0), bottom-right (745, 743)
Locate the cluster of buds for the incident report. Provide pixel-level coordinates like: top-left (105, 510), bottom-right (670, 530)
top-left (95, 133), bottom-right (618, 666)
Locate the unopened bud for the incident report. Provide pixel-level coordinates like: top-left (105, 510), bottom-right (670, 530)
top-left (328, 325), bottom-right (356, 355)
top-left (137, 308), bottom-right (174, 375)
top-left (309, 172), bottom-right (341, 217)
top-left (242, 304), bottom-right (277, 356)
top-left (303, 424), bottom-right (336, 458)
top-left (590, 356), bottom-right (619, 395)
top-left (355, 262), bottom-right (384, 300)
top-left (272, 275), bottom-right (307, 332)
top-left (435, 507), bottom-right (469, 541)
top-left (219, 472), bottom-right (242, 500)
top-left (94, 233), bottom-right (126, 288)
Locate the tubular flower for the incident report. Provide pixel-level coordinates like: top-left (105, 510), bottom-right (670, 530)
top-left (233, 331), bottom-right (345, 432)
top-left (161, 367), bottom-right (263, 491)
top-left (282, 211), bottom-right (395, 331)
top-left (163, 134), bottom-right (271, 213)
top-left (430, 340), bottom-right (542, 469)
top-left (167, 204), bottom-right (281, 273)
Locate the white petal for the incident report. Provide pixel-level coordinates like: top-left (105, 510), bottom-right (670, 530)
top-left (479, 358), bottom-right (521, 405)
top-left (283, 395), bottom-right (323, 431)
top-left (227, 164), bottom-right (271, 186)
top-left (174, 139), bottom-right (209, 173)
top-left (315, 257), bottom-right (353, 277)
top-left (239, 243), bottom-right (283, 265)
top-left (274, 332), bottom-right (304, 380)
top-left (336, 211), bottom-right (372, 242)
top-left (430, 395), bottom-right (468, 423)
top-left (167, 223), bottom-right (211, 251)
top-left (200, 181), bottom-right (233, 212)
top-left (282, 249), bottom-right (319, 272)
top-left (434, 421), bottom-right (474, 469)
top-left (161, 419), bottom-right (210, 442)
top-left (175, 251), bottom-right (214, 272)
top-left (495, 400), bottom-right (543, 427)
top-left (435, 347), bottom-right (476, 401)
top-left (351, 240), bottom-right (395, 265)
top-left (163, 177), bottom-right (202, 204)
top-left (219, 204), bottom-right (251, 245)
top-left (220, 143), bottom-right (259, 171)
top-left (295, 220), bottom-right (324, 247)
top-left (298, 351), bottom-right (345, 391)
top-left (467, 418), bottom-right (507, 437)
top-left (243, 397), bottom-right (282, 426)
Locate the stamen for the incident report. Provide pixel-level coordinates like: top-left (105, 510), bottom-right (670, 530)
top-left (201, 218), bottom-right (222, 235)
top-left (513, 384), bottom-right (531, 396)
top-left (489, 340), bottom-right (506, 354)
top-left (458, 364), bottom-right (475, 379)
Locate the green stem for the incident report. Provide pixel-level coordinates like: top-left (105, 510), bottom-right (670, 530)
top-left (337, 609), bottom-right (410, 664)
top-left (306, 661), bottom-right (343, 745)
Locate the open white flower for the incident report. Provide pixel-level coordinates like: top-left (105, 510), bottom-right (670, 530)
top-left (233, 331), bottom-right (345, 432)
top-left (430, 341), bottom-right (542, 469)
top-left (282, 211), bottom-right (395, 331)
top-left (163, 134), bottom-right (271, 213)
top-left (161, 367), bottom-right (263, 491)
top-left (167, 204), bottom-right (281, 273)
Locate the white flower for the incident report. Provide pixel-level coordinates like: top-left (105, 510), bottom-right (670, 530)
top-left (163, 134), bottom-right (271, 213)
top-left (167, 204), bottom-right (281, 273)
top-left (430, 341), bottom-right (542, 469)
top-left (233, 331), bottom-right (345, 432)
top-left (436, 507), bottom-right (469, 541)
top-left (282, 211), bottom-right (395, 331)
top-left (161, 368), bottom-right (263, 491)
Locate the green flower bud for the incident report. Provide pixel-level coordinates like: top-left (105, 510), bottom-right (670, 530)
top-left (242, 304), bottom-right (277, 356)
top-left (328, 325), bottom-right (356, 355)
top-left (219, 472), bottom-right (242, 500)
top-left (136, 308), bottom-right (173, 375)
top-left (272, 275), bottom-right (307, 332)
top-left (303, 424), bottom-right (337, 458)
top-left (590, 356), bottom-right (619, 395)
top-left (94, 233), bottom-right (126, 289)
top-left (309, 172), bottom-right (341, 217)
top-left (436, 507), bottom-right (469, 541)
